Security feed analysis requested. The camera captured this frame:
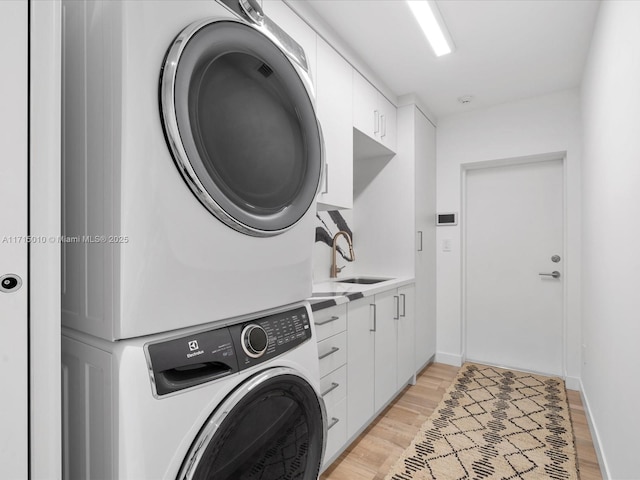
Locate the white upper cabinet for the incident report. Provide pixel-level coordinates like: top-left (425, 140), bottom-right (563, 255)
top-left (316, 37), bottom-right (353, 210)
top-left (262, 0), bottom-right (317, 90)
top-left (353, 70), bottom-right (397, 152)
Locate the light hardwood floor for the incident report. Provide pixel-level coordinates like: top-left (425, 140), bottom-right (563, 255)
top-left (320, 362), bottom-right (602, 480)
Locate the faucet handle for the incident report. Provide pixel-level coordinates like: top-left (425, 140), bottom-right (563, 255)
top-left (336, 265), bottom-right (345, 274)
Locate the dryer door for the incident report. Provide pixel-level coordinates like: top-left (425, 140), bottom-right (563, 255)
top-left (178, 368), bottom-right (326, 480)
top-left (161, 19), bottom-right (323, 237)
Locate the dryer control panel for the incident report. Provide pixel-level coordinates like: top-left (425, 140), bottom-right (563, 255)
top-left (229, 306), bottom-right (312, 370)
top-left (145, 306), bottom-right (312, 397)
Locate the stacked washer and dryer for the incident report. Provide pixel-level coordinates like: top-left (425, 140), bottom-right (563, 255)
top-left (61, 1), bottom-right (326, 478)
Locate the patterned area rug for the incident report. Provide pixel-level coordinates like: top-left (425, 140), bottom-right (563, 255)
top-left (385, 363), bottom-right (579, 480)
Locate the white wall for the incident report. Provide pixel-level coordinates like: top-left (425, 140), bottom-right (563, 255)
top-left (435, 90), bottom-right (583, 386)
top-left (580, 2), bottom-right (640, 478)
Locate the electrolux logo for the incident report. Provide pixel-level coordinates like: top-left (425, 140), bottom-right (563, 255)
top-left (187, 339), bottom-right (204, 358)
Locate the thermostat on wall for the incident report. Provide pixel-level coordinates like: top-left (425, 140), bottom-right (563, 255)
top-left (436, 212), bottom-right (457, 226)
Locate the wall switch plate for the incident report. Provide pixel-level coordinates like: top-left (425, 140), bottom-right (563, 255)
top-left (442, 239), bottom-right (452, 252)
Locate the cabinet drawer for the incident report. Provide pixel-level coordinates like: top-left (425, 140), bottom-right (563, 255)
top-left (313, 305), bottom-right (346, 342)
top-left (318, 331), bottom-right (347, 378)
top-left (323, 397), bottom-right (347, 467)
top-left (320, 364), bottom-right (347, 414)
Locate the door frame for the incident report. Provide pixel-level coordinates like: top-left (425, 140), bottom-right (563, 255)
top-left (30, 0), bottom-right (62, 477)
top-left (460, 151), bottom-right (568, 377)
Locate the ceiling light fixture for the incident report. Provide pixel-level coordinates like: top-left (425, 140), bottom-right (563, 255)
top-left (407, 0), bottom-right (455, 57)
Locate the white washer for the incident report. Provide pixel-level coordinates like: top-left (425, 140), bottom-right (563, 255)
top-left (61, 0), bottom-right (324, 340)
top-left (62, 302), bottom-right (326, 479)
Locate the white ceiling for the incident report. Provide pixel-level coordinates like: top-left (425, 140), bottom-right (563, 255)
top-left (301, 0), bottom-right (601, 119)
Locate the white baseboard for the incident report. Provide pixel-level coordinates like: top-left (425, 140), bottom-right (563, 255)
top-left (564, 375), bottom-right (580, 391)
top-left (416, 354), bottom-right (435, 374)
top-left (579, 379), bottom-right (611, 480)
top-left (435, 351), bottom-right (463, 366)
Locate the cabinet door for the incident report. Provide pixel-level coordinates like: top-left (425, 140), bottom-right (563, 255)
top-left (373, 289), bottom-right (398, 412)
top-left (262, 1), bottom-right (317, 89)
top-left (352, 70), bottom-right (378, 139)
top-left (378, 94), bottom-right (397, 152)
top-left (346, 298), bottom-right (375, 438)
top-left (397, 284), bottom-right (416, 387)
top-left (414, 112), bottom-right (436, 370)
top-left (316, 38), bottom-right (353, 210)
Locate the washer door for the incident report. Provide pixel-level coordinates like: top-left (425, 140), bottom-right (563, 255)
top-left (178, 368), bottom-right (326, 480)
top-left (161, 19), bottom-right (323, 237)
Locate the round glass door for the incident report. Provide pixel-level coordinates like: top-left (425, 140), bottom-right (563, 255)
top-left (178, 369), bottom-right (326, 480)
top-left (161, 19), bottom-right (323, 236)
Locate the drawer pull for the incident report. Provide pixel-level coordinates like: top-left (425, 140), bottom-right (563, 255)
top-left (328, 417), bottom-right (340, 430)
top-left (318, 346), bottom-right (340, 360)
top-left (321, 382), bottom-right (340, 397)
top-left (370, 304), bottom-right (376, 332)
top-left (315, 315), bottom-right (340, 326)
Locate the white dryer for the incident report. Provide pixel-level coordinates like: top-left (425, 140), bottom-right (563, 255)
top-left (62, 302), bottom-right (327, 479)
top-left (61, 0), bottom-right (323, 340)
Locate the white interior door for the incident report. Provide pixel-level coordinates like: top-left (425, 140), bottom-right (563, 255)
top-left (0, 1), bottom-right (29, 477)
top-left (464, 159), bottom-right (564, 375)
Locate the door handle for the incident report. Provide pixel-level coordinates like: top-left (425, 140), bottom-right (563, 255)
top-left (539, 271), bottom-right (561, 279)
top-left (394, 295), bottom-right (400, 320)
top-left (321, 382), bottom-right (339, 397)
top-left (315, 315), bottom-right (339, 326)
top-left (327, 417), bottom-right (339, 430)
top-left (318, 346), bottom-right (340, 360)
top-left (370, 303), bottom-right (376, 332)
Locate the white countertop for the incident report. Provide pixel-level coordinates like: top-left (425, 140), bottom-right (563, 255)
top-left (309, 275), bottom-right (415, 309)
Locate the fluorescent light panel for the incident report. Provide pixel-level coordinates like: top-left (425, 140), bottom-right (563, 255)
top-left (407, 0), bottom-right (454, 56)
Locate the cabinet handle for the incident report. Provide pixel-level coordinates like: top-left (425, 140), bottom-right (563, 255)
top-left (328, 417), bottom-right (340, 430)
top-left (381, 114), bottom-right (386, 138)
top-left (374, 110), bottom-right (380, 134)
top-left (321, 163), bottom-right (329, 194)
top-left (319, 346), bottom-right (340, 360)
top-left (321, 382), bottom-right (340, 397)
top-left (315, 315), bottom-right (339, 326)
top-left (418, 231), bottom-right (423, 252)
top-left (394, 295), bottom-right (400, 320)
top-left (400, 293), bottom-right (406, 317)
top-left (370, 303), bottom-right (376, 332)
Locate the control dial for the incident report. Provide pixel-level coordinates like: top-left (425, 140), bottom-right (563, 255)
top-left (241, 324), bottom-right (269, 358)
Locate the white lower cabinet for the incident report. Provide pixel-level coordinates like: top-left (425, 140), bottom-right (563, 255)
top-left (346, 297), bottom-right (375, 439)
top-left (397, 284), bottom-right (416, 388)
top-left (317, 283), bottom-right (416, 471)
top-left (373, 289), bottom-right (398, 411)
top-left (346, 284), bottom-right (416, 441)
top-left (321, 365), bottom-right (347, 464)
top-left (313, 304), bottom-right (348, 469)
top-left (318, 331), bottom-right (347, 378)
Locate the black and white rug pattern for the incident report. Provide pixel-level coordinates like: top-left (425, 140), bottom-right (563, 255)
top-left (386, 363), bottom-right (579, 480)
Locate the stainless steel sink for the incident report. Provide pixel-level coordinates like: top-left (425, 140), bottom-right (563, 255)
top-left (336, 277), bottom-right (392, 285)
